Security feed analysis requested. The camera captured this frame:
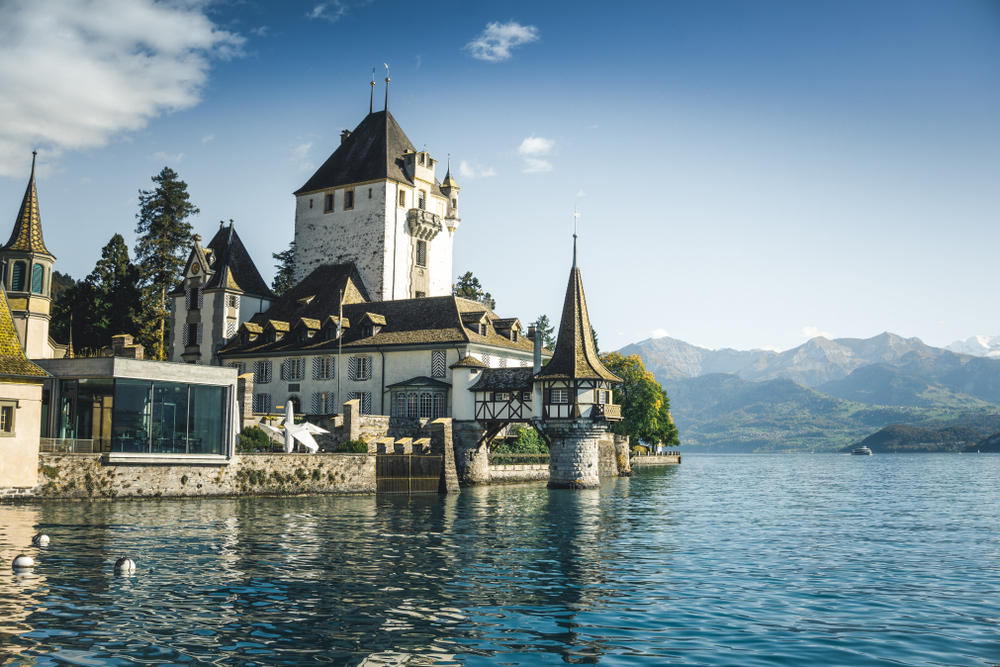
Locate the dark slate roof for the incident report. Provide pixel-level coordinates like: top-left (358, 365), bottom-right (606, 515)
top-left (469, 368), bottom-right (534, 392)
top-left (0, 287), bottom-right (48, 379)
top-left (535, 261), bottom-right (621, 383)
top-left (450, 355), bottom-right (487, 369)
top-left (295, 110), bottom-right (416, 194)
top-left (246, 263), bottom-right (371, 324)
top-left (203, 223), bottom-right (274, 297)
top-left (220, 292), bottom-right (538, 357)
top-left (4, 153), bottom-right (53, 257)
top-left (386, 376), bottom-right (451, 389)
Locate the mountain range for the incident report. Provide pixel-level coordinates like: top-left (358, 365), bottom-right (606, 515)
top-left (946, 335), bottom-right (1000, 359)
top-left (618, 333), bottom-right (1000, 452)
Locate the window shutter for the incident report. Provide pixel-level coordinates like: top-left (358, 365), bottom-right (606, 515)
top-left (312, 357), bottom-right (321, 380)
top-left (185, 287), bottom-right (192, 310)
top-left (198, 287), bottom-right (203, 310)
top-left (348, 356), bottom-right (358, 380)
top-left (431, 350), bottom-right (446, 378)
top-left (197, 323), bottom-right (203, 345)
top-left (232, 294), bottom-right (240, 311)
top-left (329, 356), bottom-right (335, 379)
top-left (280, 360), bottom-right (289, 381)
top-left (182, 324), bottom-right (188, 347)
top-left (362, 392), bottom-right (372, 414)
top-left (311, 392), bottom-right (323, 414)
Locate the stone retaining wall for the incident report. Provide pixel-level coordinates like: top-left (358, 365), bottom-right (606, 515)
top-left (30, 452), bottom-right (375, 500)
top-left (630, 454), bottom-right (682, 466)
top-left (489, 464), bottom-right (549, 484)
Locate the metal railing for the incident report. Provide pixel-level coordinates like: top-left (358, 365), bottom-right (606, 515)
top-left (594, 404), bottom-right (622, 421)
top-left (39, 438), bottom-right (99, 454)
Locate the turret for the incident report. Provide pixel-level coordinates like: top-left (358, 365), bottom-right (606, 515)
top-left (0, 152), bottom-right (58, 358)
top-left (441, 160), bottom-right (460, 226)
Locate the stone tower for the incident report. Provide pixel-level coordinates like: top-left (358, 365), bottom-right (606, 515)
top-left (0, 152), bottom-right (58, 359)
top-left (292, 108), bottom-right (460, 301)
top-left (534, 238), bottom-right (622, 489)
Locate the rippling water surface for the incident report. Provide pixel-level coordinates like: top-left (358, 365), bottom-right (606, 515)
top-left (4, 454), bottom-right (1000, 665)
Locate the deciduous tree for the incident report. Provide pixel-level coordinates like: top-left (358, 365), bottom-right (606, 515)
top-left (601, 352), bottom-right (680, 448)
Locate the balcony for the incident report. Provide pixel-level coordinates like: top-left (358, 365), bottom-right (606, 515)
top-left (593, 404), bottom-right (622, 421)
top-left (407, 208), bottom-right (443, 240)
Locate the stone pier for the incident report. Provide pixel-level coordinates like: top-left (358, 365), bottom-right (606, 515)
top-left (452, 420), bottom-right (490, 486)
top-left (545, 419), bottom-right (605, 489)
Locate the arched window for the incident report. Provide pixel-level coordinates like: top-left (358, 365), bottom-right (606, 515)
top-left (432, 393), bottom-right (446, 419)
top-left (10, 262), bottom-right (25, 291)
top-left (407, 393), bottom-right (418, 418)
top-left (393, 393), bottom-right (407, 417)
top-left (31, 264), bottom-right (44, 294)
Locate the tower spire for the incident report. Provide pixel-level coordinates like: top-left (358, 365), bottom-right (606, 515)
top-left (572, 208), bottom-right (579, 268)
top-left (383, 63), bottom-right (390, 111)
top-left (370, 67), bottom-right (375, 114)
top-left (3, 150), bottom-right (52, 257)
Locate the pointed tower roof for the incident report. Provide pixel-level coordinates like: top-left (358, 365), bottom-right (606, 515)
top-left (441, 161), bottom-right (459, 190)
top-left (0, 286), bottom-right (48, 379)
top-left (4, 152), bottom-right (53, 257)
top-left (535, 240), bottom-right (620, 383)
top-left (294, 110), bottom-right (417, 195)
top-left (203, 222), bottom-right (274, 298)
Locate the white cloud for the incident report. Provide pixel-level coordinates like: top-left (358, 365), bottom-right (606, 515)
top-left (201, 134), bottom-right (215, 144)
top-left (0, 0), bottom-right (242, 178)
top-left (152, 151), bottom-right (183, 163)
top-left (518, 136), bottom-right (554, 157)
top-left (802, 325), bottom-right (834, 340)
top-left (465, 21), bottom-right (539, 62)
top-left (576, 189), bottom-right (586, 198)
top-left (250, 26), bottom-right (269, 37)
top-left (651, 328), bottom-right (669, 339)
top-left (292, 142), bottom-right (314, 172)
top-left (307, 1), bottom-right (369, 22)
top-left (458, 160), bottom-right (496, 180)
top-left (518, 135), bottom-right (554, 174)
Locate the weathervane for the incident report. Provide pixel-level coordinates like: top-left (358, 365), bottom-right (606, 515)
top-left (572, 207), bottom-right (580, 268)
top-left (384, 63), bottom-right (390, 111)
top-left (370, 67), bottom-right (375, 114)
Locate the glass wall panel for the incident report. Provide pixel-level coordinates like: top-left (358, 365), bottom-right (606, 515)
top-left (58, 379), bottom-right (77, 440)
top-left (77, 379), bottom-right (114, 452)
top-left (189, 385), bottom-right (226, 455)
top-left (152, 381), bottom-right (189, 453)
top-left (112, 380), bottom-right (152, 452)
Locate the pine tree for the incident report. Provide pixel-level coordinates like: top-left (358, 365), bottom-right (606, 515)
top-left (134, 167), bottom-right (198, 359)
top-left (452, 271), bottom-right (496, 309)
top-left (272, 241), bottom-right (296, 297)
top-left (534, 314), bottom-right (556, 349)
top-left (86, 234), bottom-right (142, 344)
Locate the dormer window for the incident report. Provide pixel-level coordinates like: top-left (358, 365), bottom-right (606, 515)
top-left (478, 323), bottom-right (487, 336)
top-left (512, 330), bottom-right (519, 343)
top-left (418, 153), bottom-right (426, 166)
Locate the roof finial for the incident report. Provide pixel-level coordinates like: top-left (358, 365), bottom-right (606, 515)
top-left (383, 63), bottom-right (390, 111)
top-left (30, 150), bottom-right (37, 177)
top-left (370, 67), bottom-right (375, 114)
top-left (67, 313), bottom-right (74, 359)
top-left (572, 208), bottom-right (580, 268)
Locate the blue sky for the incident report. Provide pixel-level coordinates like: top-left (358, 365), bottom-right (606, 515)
top-left (1, 0), bottom-right (998, 352)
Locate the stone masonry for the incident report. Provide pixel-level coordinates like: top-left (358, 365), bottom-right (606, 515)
top-left (545, 419), bottom-right (605, 489)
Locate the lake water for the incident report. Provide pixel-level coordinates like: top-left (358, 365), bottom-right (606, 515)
top-left (3, 454), bottom-right (1000, 665)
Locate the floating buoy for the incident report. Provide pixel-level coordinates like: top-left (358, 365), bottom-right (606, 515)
top-left (114, 557), bottom-right (136, 575)
top-left (32, 533), bottom-right (50, 547)
top-left (12, 555), bottom-right (35, 570)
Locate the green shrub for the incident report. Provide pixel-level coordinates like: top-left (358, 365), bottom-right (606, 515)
top-left (238, 425), bottom-right (272, 453)
top-left (340, 439), bottom-right (369, 453)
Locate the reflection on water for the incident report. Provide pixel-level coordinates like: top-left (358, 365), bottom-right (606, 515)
top-left (3, 456), bottom-right (1000, 665)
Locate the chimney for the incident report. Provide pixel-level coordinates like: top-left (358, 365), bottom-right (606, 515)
top-left (340, 129), bottom-right (351, 144)
top-left (530, 324), bottom-right (542, 374)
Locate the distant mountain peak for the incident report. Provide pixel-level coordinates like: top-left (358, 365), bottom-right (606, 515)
top-left (947, 335), bottom-right (1000, 359)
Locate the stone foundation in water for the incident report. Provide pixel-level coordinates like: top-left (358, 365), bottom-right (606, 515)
top-left (29, 453), bottom-right (375, 499)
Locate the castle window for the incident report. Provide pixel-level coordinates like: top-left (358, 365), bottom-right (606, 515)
top-left (313, 356), bottom-right (334, 380)
top-left (31, 264), bottom-right (44, 294)
top-left (418, 153), bottom-right (425, 166)
top-left (398, 190), bottom-right (406, 207)
top-left (309, 198), bottom-right (314, 209)
top-left (550, 388), bottom-right (569, 404)
top-left (415, 240), bottom-right (427, 267)
top-left (324, 193), bottom-right (334, 212)
top-left (185, 323), bottom-right (200, 348)
top-left (349, 355), bottom-right (372, 381)
top-left (344, 189), bottom-right (354, 210)
top-left (349, 391), bottom-right (373, 414)
top-left (254, 361), bottom-right (273, 385)
top-left (0, 401), bottom-right (15, 435)
top-left (417, 190), bottom-right (426, 210)
top-left (253, 393), bottom-right (273, 414)
top-left (597, 389), bottom-right (611, 404)
top-left (10, 261), bottom-right (25, 291)
top-left (280, 358), bottom-right (305, 381)
top-left (187, 287), bottom-right (201, 310)
top-left (368, 188), bottom-right (372, 199)
top-left (415, 291), bottom-right (425, 298)
top-left (452, 198), bottom-right (457, 209)
top-left (419, 392), bottom-right (433, 418)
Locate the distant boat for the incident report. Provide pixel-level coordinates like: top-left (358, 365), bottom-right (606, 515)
top-left (851, 446), bottom-right (873, 456)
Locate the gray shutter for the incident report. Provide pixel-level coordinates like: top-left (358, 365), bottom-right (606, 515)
top-left (348, 356), bottom-right (358, 380)
top-left (312, 357), bottom-right (321, 380)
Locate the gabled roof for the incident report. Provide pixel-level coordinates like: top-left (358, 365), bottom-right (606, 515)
top-left (360, 312), bottom-right (387, 326)
top-left (295, 110), bottom-right (417, 194)
top-left (293, 317), bottom-right (321, 331)
top-left (203, 223), bottom-right (274, 298)
top-left (535, 252), bottom-right (620, 383)
top-left (470, 368), bottom-right (534, 392)
top-left (250, 263), bottom-right (370, 324)
top-left (4, 152), bottom-right (53, 257)
top-left (0, 286), bottom-right (48, 379)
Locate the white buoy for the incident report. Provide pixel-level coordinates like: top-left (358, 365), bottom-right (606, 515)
top-left (32, 533), bottom-right (50, 547)
top-left (12, 555), bottom-right (35, 570)
top-left (114, 557), bottom-right (136, 575)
